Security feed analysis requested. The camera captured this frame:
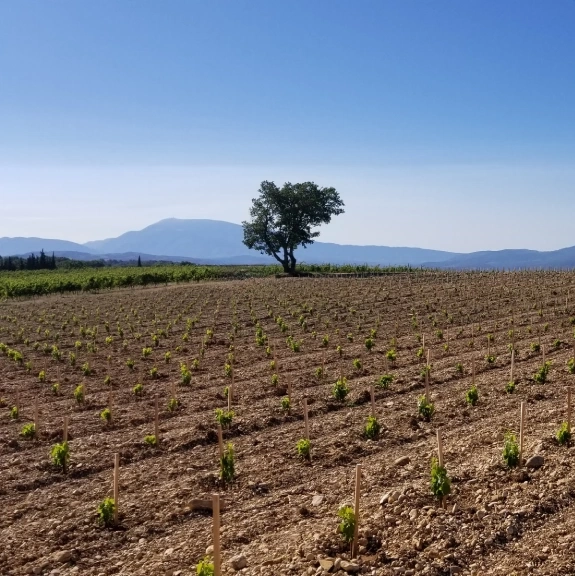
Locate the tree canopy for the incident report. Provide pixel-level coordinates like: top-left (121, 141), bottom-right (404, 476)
top-left (242, 181), bottom-right (344, 275)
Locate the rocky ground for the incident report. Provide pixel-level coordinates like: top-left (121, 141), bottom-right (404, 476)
top-left (1, 272), bottom-right (575, 576)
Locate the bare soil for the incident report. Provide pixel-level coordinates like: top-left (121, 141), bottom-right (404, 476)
top-left (2, 273), bottom-right (575, 576)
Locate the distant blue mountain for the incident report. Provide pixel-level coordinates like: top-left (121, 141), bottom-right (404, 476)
top-left (0, 237), bottom-right (96, 255)
top-left (2, 218), bottom-right (575, 269)
top-left (82, 218), bottom-right (458, 266)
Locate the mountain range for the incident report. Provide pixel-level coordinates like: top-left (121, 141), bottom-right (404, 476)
top-left (0, 218), bottom-right (574, 269)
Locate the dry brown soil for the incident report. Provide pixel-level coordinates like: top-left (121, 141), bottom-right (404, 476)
top-left (2, 273), bottom-right (575, 576)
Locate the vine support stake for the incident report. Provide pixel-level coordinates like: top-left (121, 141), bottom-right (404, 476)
top-left (568, 388), bottom-right (572, 434)
top-left (212, 493), bottom-right (222, 576)
top-left (303, 397), bottom-right (310, 440)
top-left (519, 401), bottom-right (526, 467)
top-left (437, 429), bottom-right (446, 509)
top-left (154, 395), bottom-right (160, 444)
top-left (352, 464), bottom-right (362, 558)
top-left (217, 423), bottom-right (224, 460)
top-left (510, 349), bottom-right (515, 383)
top-left (370, 384), bottom-right (375, 418)
top-left (113, 453), bottom-right (120, 525)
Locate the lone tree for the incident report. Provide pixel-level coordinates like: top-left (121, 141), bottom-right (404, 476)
top-left (242, 181), bottom-right (344, 275)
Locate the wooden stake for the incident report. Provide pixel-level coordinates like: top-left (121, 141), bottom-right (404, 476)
top-left (217, 423), bottom-right (224, 460)
top-left (352, 464), bottom-right (361, 558)
top-left (303, 398), bottom-right (310, 440)
top-left (437, 429), bottom-right (444, 467)
top-left (519, 401), bottom-right (526, 467)
top-left (113, 452), bottom-right (120, 525)
top-left (510, 349), bottom-right (515, 383)
top-left (370, 385), bottom-right (375, 417)
top-left (212, 494), bottom-right (221, 576)
top-left (154, 396), bottom-right (160, 443)
top-left (568, 388), bottom-right (572, 434)
top-left (542, 344), bottom-right (546, 364)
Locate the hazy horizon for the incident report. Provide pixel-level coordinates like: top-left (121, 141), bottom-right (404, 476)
top-left (2, 1), bottom-right (575, 252)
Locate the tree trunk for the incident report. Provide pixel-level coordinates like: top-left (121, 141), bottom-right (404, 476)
top-left (287, 248), bottom-right (297, 276)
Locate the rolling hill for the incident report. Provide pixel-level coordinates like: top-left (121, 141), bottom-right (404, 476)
top-left (2, 218), bottom-right (575, 269)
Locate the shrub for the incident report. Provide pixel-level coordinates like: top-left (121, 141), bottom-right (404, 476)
top-left (533, 361), bottom-right (551, 384)
top-left (168, 397), bottom-right (179, 412)
top-left (333, 377), bottom-right (349, 402)
top-left (74, 384), bottom-right (85, 404)
top-left (271, 373), bottom-right (279, 386)
top-left (10, 405), bottom-right (19, 419)
top-left (336, 345), bottom-right (343, 357)
top-left (281, 396), bottom-right (291, 411)
top-left (322, 334), bottom-right (329, 347)
top-left (144, 434), bottom-right (157, 447)
top-left (215, 408), bottom-right (233, 428)
top-left (377, 374), bottom-right (393, 389)
top-left (567, 357), bottom-right (575, 374)
top-left (196, 558), bottom-right (215, 576)
top-left (296, 438), bottom-right (311, 460)
top-left (506, 380), bottom-right (516, 394)
top-left (104, 375), bottom-right (111, 386)
top-left (20, 423), bottom-right (36, 439)
top-left (364, 416), bottom-right (381, 439)
top-left (38, 370), bottom-right (46, 383)
top-left (557, 422), bottom-right (571, 445)
top-left (485, 355), bottom-right (496, 365)
top-left (133, 383), bottom-right (143, 396)
top-left (502, 432), bottom-right (520, 468)
top-left (417, 395), bottom-right (434, 421)
top-left (51, 441), bottom-right (70, 471)
top-left (365, 337), bottom-right (374, 352)
top-left (386, 349), bottom-right (397, 363)
top-left (353, 358), bottom-right (362, 371)
top-left (164, 352), bottom-right (171, 363)
top-left (530, 342), bottom-right (541, 353)
top-left (149, 366), bottom-right (158, 379)
top-left (455, 362), bottom-right (464, 375)
top-left (315, 366), bottom-right (324, 379)
top-left (142, 347), bottom-right (152, 358)
top-left (465, 385), bottom-right (478, 406)
top-left (100, 408), bottom-right (111, 423)
top-left (181, 364), bottom-right (192, 385)
top-left (220, 442), bottom-right (235, 484)
top-left (346, 333), bottom-right (354, 342)
top-left (52, 382), bottom-right (60, 395)
top-left (97, 497), bottom-right (116, 526)
top-left (81, 362), bottom-right (91, 376)
top-left (337, 505), bottom-right (355, 544)
top-left (430, 458), bottom-right (451, 499)
top-left (126, 358), bottom-right (135, 370)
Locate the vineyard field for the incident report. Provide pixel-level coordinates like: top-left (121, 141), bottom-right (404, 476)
top-left (1, 271), bottom-right (575, 576)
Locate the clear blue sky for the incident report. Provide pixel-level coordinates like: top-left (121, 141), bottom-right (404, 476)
top-left (1, 1), bottom-right (574, 251)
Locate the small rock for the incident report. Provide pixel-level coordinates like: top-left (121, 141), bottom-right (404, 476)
top-left (206, 545), bottom-right (214, 556)
top-left (526, 455), bottom-right (544, 469)
top-left (394, 456), bottom-right (410, 467)
top-left (340, 560), bottom-right (360, 573)
top-left (380, 493), bottom-right (390, 505)
top-left (333, 558), bottom-right (342, 571)
top-left (409, 509), bottom-right (418, 521)
top-left (229, 554), bottom-right (248, 571)
top-left (312, 495), bottom-right (325, 507)
top-left (53, 551), bottom-right (72, 563)
top-left (319, 558), bottom-right (334, 571)
top-left (164, 548), bottom-right (174, 556)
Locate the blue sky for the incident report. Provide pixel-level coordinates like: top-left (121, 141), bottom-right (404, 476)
top-left (1, 1), bottom-right (574, 251)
